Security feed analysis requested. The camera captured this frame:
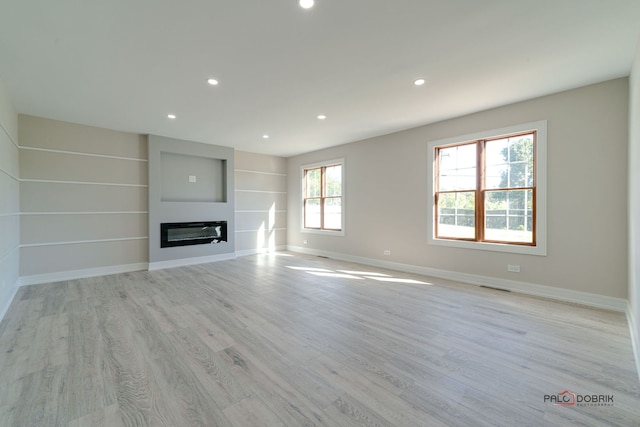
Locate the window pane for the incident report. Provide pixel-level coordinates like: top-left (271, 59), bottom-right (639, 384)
top-left (305, 199), bottom-right (321, 228)
top-left (325, 165), bottom-right (342, 197)
top-left (485, 134), bottom-right (534, 189)
top-left (438, 144), bottom-right (477, 191)
top-left (437, 192), bottom-right (475, 239)
top-left (323, 197), bottom-right (342, 230)
top-left (484, 189), bottom-right (533, 243)
top-left (305, 168), bottom-right (321, 197)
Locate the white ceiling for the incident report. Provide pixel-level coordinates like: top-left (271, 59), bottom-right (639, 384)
top-left (1, 1), bottom-right (639, 157)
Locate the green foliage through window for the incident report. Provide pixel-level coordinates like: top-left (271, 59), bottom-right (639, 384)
top-left (304, 163), bottom-right (343, 231)
top-left (435, 131), bottom-right (536, 245)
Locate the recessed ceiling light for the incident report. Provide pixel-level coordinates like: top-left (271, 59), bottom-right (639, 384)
top-left (317, 114), bottom-right (327, 120)
top-left (167, 114), bottom-right (176, 119)
top-left (207, 78), bottom-right (218, 85)
top-left (263, 134), bottom-right (270, 139)
top-left (299, 0), bottom-right (314, 9)
top-left (414, 78), bottom-right (426, 86)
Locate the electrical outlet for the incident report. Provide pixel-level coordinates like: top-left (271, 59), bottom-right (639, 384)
top-left (189, 175), bottom-right (197, 183)
top-left (303, 239), bottom-right (308, 245)
top-left (383, 249), bottom-right (391, 256)
top-left (507, 264), bottom-right (520, 273)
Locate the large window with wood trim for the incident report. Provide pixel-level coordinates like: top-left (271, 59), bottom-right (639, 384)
top-left (428, 121), bottom-right (547, 255)
top-left (302, 159), bottom-right (344, 233)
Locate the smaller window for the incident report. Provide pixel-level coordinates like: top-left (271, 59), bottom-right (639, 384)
top-left (302, 159), bottom-right (344, 233)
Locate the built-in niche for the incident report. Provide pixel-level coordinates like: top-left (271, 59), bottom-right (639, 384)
top-left (160, 152), bottom-right (227, 202)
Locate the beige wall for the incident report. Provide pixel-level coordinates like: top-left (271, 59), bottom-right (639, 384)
top-left (288, 78), bottom-right (629, 299)
top-left (235, 151), bottom-right (287, 255)
top-left (0, 77), bottom-right (19, 317)
top-left (629, 38), bottom-right (640, 375)
top-left (15, 116), bottom-right (287, 280)
top-left (19, 115), bottom-right (148, 279)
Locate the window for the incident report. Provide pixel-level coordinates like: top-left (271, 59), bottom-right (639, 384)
top-left (428, 121), bottom-right (546, 255)
top-left (302, 159), bottom-right (344, 233)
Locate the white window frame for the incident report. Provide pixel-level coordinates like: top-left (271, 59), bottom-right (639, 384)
top-left (427, 121), bottom-right (547, 256)
top-left (300, 158), bottom-right (345, 236)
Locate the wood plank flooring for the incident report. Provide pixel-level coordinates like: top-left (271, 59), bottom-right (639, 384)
top-left (0, 252), bottom-right (638, 426)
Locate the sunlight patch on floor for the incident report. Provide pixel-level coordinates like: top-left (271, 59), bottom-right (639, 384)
top-left (308, 272), bottom-right (365, 280)
top-left (337, 270), bottom-right (391, 277)
top-left (286, 264), bottom-right (432, 285)
top-left (365, 276), bottom-right (432, 285)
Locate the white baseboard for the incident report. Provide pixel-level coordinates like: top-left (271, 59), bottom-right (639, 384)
top-left (16, 249), bottom-right (271, 285)
top-left (18, 263), bottom-right (149, 286)
top-left (235, 245), bottom-right (288, 258)
top-left (0, 281), bottom-right (19, 323)
top-left (627, 302), bottom-right (640, 383)
top-left (148, 253), bottom-right (236, 271)
top-left (287, 245), bottom-right (628, 313)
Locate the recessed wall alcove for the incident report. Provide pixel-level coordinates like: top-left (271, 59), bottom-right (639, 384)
top-left (160, 152), bottom-right (227, 203)
top-left (148, 135), bottom-right (235, 269)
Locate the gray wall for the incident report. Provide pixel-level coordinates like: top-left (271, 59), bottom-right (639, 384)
top-left (235, 150), bottom-right (287, 255)
top-left (0, 77), bottom-right (19, 318)
top-left (148, 135), bottom-right (235, 265)
top-left (629, 38), bottom-right (640, 376)
top-left (288, 78), bottom-right (629, 300)
top-left (160, 153), bottom-right (226, 203)
top-left (19, 115), bottom-right (148, 280)
top-left (13, 118), bottom-right (285, 281)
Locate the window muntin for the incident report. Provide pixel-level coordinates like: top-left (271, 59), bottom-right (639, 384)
top-left (435, 131), bottom-right (536, 246)
top-left (303, 162), bottom-right (343, 231)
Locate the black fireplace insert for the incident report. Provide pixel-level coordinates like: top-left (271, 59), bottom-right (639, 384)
top-left (160, 221), bottom-right (227, 248)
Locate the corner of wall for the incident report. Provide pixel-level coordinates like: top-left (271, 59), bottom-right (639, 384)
top-left (627, 301), bottom-right (640, 384)
top-left (0, 281), bottom-right (19, 323)
top-left (0, 75), bottom-right (20, 323)
top-left (628, 34), bottom-right (640, 383)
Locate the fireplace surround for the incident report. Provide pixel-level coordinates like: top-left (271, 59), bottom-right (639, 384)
top-left (148, 135), bottom-right (235, 269)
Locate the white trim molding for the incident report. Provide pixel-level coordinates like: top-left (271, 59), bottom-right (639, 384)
top-left (0, 165), bottom-right (19, 181)
top-left (21, 211), bottom-right (148, 216)
top-left (627, 302), bottom-right (640, 383)
top-left (234, 189), bottom-right (287, 194)
top-left (0, 282), bottom-right (19, 323)
top-left (0, 121), bottom-right (19, 149)
top-left (287, 245), bottom-right (627, 313)
top-left (20, 237), bottom-right (148, 248)
top-left (235, 227), bottom-right (287, 234)
top-left (234, 169), bottom-right (286, 177)
top-left (19, 263), bottom-right (149, 286)
top-left (235, 245), bottom-right (288, 258)
top-left (300, 157), bottom-right (346, 236)
top-left (427, 120), bottom-right (547, 256)
top-left (19, 146), bottom-right (148, 162)
top-left (148, 253), bottom-right (236, 271)
top-left (20, 178), bottom-right (148, 188)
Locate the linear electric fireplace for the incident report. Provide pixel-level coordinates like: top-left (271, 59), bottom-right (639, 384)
top-left (160, 221), bottom-right (227, 248)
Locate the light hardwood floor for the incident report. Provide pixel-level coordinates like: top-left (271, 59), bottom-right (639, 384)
top-left (0, 252), bottom-right (638, 426)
